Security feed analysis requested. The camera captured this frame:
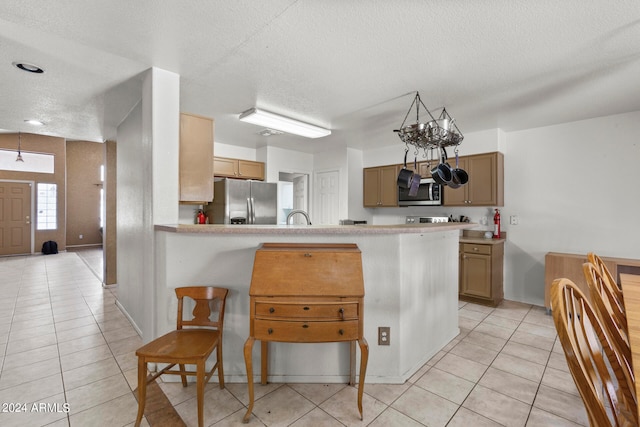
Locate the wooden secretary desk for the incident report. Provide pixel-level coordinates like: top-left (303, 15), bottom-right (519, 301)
top-left (243, 243), bottom-right (368, 423)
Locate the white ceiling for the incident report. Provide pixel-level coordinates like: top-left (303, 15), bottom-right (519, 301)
top-left (1, 0), bottom-right (639, 153)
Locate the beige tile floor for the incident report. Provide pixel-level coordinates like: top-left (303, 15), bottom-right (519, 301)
top-left (0, 251), bottom-right (589, 426)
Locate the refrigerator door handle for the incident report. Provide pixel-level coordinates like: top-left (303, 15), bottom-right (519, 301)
top-left (246, 197), bottom-right (252, 224)
top-left (250, 197), bottom-right (256, 224)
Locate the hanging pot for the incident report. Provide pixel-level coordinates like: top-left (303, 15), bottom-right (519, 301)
top-left (430, 147), bottom-right (453, 186)
top-left (451, 151), bottom-right (469, 187)
top-left (397, 150), bottom-right (415, 189)
top-left (408, 156), bottom-right (421, 197)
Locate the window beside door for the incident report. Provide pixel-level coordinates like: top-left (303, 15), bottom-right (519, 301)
top-left (37, 183), bottom-right (57, 230)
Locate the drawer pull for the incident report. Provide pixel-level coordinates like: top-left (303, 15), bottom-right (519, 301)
top-left (302, 324), bottom-right (309, 329)
top-left (339, 329), bottom-right (344, 335)
top-left (473, 247), bottom-right (479, 251)
top-left (339, 308), bottom-right (344, 320)
top-left (304, 253), bottom-right (312, 257)
top-left (303, 306), bottom-right (310, 311)
top-left (268, 328), bottom-right (273, 334)
top-left (269, 307), bottom-right (275, 313)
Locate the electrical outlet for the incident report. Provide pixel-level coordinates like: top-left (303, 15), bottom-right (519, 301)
top-left (510, 215), bottom-right (519, 225)
top-left (378, 327), bottom-right (390, 346)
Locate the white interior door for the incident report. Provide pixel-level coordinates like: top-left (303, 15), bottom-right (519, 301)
top-left (314, 170), bottom-right (339, 225)
top-left (292, 175), bottom-right (308, 224)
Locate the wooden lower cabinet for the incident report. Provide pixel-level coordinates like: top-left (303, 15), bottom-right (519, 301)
top-left (243, 243), bottom-right (368, 422)
top-left (459, 241), bottom-right (504, 306)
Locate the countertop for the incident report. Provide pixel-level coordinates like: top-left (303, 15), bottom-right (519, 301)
top-left (459, 236), bottom-right (506, 245)
top-left (155, 222), bottom-right (475, 235)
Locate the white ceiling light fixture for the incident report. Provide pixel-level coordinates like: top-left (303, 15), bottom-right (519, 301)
top-left (239, 108), bottom-right (331, 139)
top-left (24, 119), bottom-right (45, 126)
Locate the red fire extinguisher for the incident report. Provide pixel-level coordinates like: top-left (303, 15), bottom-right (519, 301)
top-left (197, 210), bottom-right (206, 224)
top-left (493, 209), bottom-right (501, 239)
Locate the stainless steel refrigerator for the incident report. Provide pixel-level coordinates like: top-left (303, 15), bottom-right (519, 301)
top-left (207, 178), bottom-right (277, 224)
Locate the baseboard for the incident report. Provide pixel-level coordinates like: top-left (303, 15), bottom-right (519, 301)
top-left (115, 300), bottom-right (143, 338)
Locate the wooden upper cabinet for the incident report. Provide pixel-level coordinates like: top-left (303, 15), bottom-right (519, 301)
top-left (213, 157), bottom-right (237, 177)
top-left (363, 165), bottom-right (399, 207)
top-left (214, 157), bottom-right (265, 180)
top-left (238, 160), bottom-right (264, 180)
top-left (179, 113), bottom-right (214, 203)
top-left (444, 152), bottom-right (504, 206)
top-left (417, 160), bottom-right (437, 178)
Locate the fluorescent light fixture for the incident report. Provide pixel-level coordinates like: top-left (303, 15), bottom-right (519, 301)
top-left (24, 119), bottom-right (44, 126)
top-left (239, 108), bottom-right (331, 138)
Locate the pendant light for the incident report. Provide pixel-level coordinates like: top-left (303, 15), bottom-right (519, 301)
top-left (16, 132), bottom-right (24, 162)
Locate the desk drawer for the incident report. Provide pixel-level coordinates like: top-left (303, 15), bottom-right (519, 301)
top-left (254, 319), bottom-right (359, 342)
top-left (462, 243), bottom-right (491, 255)
top-left (255, 302), bottom-right (358, 320)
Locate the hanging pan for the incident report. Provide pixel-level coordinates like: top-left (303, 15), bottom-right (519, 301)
top-left (430, 147), bottom-right (453, 186)
top-left (408, 156), bottom-right (421, 197)
top-left (451, 150), bottom-right (469, 188)
top-left (397, 149), bottom-right (415, 188)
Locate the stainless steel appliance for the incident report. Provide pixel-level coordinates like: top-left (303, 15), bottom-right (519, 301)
top-left (398, 177), bottom-right (442, 206)
top-left (208, 178), bottom-right (277, 224)
top-left (406, 216), bottom-right (449, 224)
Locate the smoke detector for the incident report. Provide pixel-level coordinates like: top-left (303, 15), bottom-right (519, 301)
top-left (258, 128), bottom-right (284, 137)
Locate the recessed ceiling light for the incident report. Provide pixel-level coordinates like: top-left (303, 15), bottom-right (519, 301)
top-left (12, 62), bottom-right (44, 74)
top-left (24, 119), bottom-right (45, 126)
top-left (258, 128), bottom-right (284, 137)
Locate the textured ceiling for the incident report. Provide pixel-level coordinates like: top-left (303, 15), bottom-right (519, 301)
top-left (1, 0), bottom-right (639, 153)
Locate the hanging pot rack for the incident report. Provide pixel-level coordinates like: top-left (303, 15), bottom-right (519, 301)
top-left (393, 92), bottom-right (464, 154)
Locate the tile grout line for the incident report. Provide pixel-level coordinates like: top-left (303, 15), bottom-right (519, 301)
top-left (46, 254), bottom-right (72, 427)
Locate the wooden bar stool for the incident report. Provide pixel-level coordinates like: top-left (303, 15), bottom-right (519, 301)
top-left (134, 286), bottom-right (228, 427)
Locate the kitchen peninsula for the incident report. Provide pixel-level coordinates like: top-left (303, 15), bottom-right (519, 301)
top-left (153, 222), bottom-right (473, 384)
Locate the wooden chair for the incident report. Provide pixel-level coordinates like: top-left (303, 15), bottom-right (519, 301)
top-left (583, 262), bottom-right (631, 365)
top-left (550, 278), bottom-right (637, 427)
top-left (588, 252), bottom-right (624, 306)
top-left (134, 287), bottom-right (228, 427)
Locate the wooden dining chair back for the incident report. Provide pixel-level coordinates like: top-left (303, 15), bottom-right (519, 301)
top-left (583, 262), bottom-right (631, 357)
top-left (134, 286), bottom-right (229, 427)
top-left (588, 252), bottom-right (624, 305)
top-left (550, 278), bottom-right (637, 427)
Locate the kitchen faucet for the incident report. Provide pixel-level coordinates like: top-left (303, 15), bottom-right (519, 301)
top-left (286, 209), bottom-right (311, 225)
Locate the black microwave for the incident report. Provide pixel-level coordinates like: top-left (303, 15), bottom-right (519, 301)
top-left (398, 177), bottom-right (442, 206)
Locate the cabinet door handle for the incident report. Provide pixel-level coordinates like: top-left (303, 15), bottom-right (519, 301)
top-left (339, 308), bottom-right (344, 320)
top-left (339, 329), bottom-right (344, 335)
top-left (302, 324), bottom-right (309, 329)
top-left (268, 328), bottom-right (273, 334)
top-left (269, 307), bottom-right (275, 313)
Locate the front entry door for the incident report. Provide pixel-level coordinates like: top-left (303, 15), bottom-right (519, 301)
top-left (0, 182), bottom-right (32, 255)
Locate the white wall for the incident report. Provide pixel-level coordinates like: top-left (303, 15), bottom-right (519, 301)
top-left (214, 142), bottom-right (256, 160)
top-left (259, 145), bottom-right (314, 183)
top-left (116, 99), bottom-right (146, 335)
top-left (116, 68), bottom-right (180, 341)
top-left (503, 110), bottom-right (640, 304)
